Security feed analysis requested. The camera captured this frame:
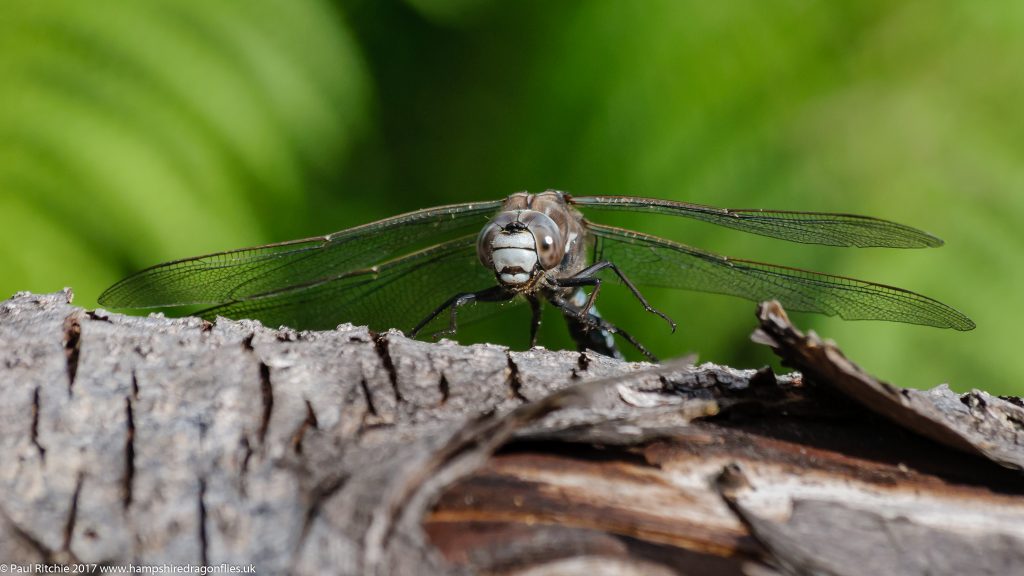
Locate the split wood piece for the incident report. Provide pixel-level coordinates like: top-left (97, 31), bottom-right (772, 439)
top-left (1, 290), bottom-right (1021, 576)
top-left (754, 300), bottom-right (1024, 471)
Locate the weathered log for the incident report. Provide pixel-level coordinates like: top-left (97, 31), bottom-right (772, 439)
top-left (0, 290), bottom-right (1020, 575)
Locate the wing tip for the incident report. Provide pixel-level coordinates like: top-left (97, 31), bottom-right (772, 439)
top-left (922, 233), bottom-right (945, 248)
top-left (951, 315), bottom-right (976, 331)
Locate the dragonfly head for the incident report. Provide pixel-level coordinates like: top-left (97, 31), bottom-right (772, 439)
top-left (478, 210), bottom-right (565, 286)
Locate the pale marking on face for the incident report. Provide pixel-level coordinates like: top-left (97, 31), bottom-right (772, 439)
top-left (491, 237), bottom-right (539, 285)
top-left (564, 231), bottom-right (578, 254)
top-left (500, 272), bottom-right (531, 284)
top-left (492, 233), bottom-right (535, 250)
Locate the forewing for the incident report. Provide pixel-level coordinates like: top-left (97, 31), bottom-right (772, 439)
top-left (98, 200), bottom-right (503, 308)
top-left (570, 195), bottom-right (943, 248)
top-left (197, 235), bottom-right (515, 333)
top-left (589, 223), bottom-right (974, 330)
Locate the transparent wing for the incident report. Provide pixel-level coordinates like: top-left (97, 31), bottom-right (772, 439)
top-left (98, 200), bottom-right (504, 308)
top-left (589, 223), bottom-right (974, 330)
top-left (196, 235), bottom-right (517, 333)
top-left (569, 195), bottom-right (943, 248)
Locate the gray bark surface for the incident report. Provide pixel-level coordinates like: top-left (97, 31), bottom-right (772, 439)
top-left (0, 290), bottom-right (1021, 575)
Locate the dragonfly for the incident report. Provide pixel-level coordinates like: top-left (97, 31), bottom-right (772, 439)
top-left (98, 191), bottom-right (974, 360)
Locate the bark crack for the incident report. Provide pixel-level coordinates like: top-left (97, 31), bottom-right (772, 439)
top-left (360, 378), bottom-right (379, 419)
top-left (258, 362), bottom-right (274, 446)
top-left (373, 333), bottom-right (403, 405)
top-left (198, 477), bottom-right (209, 565)
top-left (31, 386), bottom-right (46, 461)
top-left (294, 472), bottom-right (349, 562)
top-left (240, 436), bottom-right (253, 478)
top-left (290, 400), bottom-right (320, 454)
top-left (438, 374), bottom-right (450, 406)
top-left (123, 396), bottom-right (136, 509)
top-left (237, 435), bottom-right (254, 497)
top-left (505, 352), bottom-right (528, 402)
top-left (242, 333), bottom-right (275, 447)
top-left (62, 313), bottom-right (82, 396)
top-left (62, 472), bottom-right (84, 554)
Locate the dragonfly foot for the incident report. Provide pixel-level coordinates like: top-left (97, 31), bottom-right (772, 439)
top-left (649, 307), bottom-right (677, 333)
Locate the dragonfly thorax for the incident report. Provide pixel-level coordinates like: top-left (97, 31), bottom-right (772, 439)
top-left (477, 209), bottom-right (566, 287)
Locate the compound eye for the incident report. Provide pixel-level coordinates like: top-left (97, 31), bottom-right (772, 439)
top-left (523, 212), bottom-right (564, 270)
top-left (476, 221), bottom-right (501, 268)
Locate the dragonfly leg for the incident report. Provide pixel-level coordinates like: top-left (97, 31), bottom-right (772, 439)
top-left (554, 261), bottom-right (677, 333)
top-left (550, 294), bottom-right (658, 362)
top-left (528, 296), bottom-right (542, 348)
top-left (410, 285), bottom-right (512, 339)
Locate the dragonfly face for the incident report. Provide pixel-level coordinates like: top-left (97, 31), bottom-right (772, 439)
top-left (476, 191), bottom-right (585, 289)
top-left (99, 190), bottom-right (975, 361)
top-left (477, 212), bottom-right (556, 286)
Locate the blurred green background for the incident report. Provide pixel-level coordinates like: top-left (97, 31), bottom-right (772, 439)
top-left (2, 1), bottom-right (1020, 394)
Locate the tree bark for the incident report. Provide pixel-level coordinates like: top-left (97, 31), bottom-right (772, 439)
top-left (0, 290), bottom-right (1021, 575)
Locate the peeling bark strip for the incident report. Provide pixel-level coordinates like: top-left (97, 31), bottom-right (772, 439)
top-left (0, 291), bottom-right (1021, 576)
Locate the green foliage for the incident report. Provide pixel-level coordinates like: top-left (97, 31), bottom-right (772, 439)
top-left (2, 1), bottom-right (1019, 393)
top-left (0, 0), bottom-right (367, 301)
